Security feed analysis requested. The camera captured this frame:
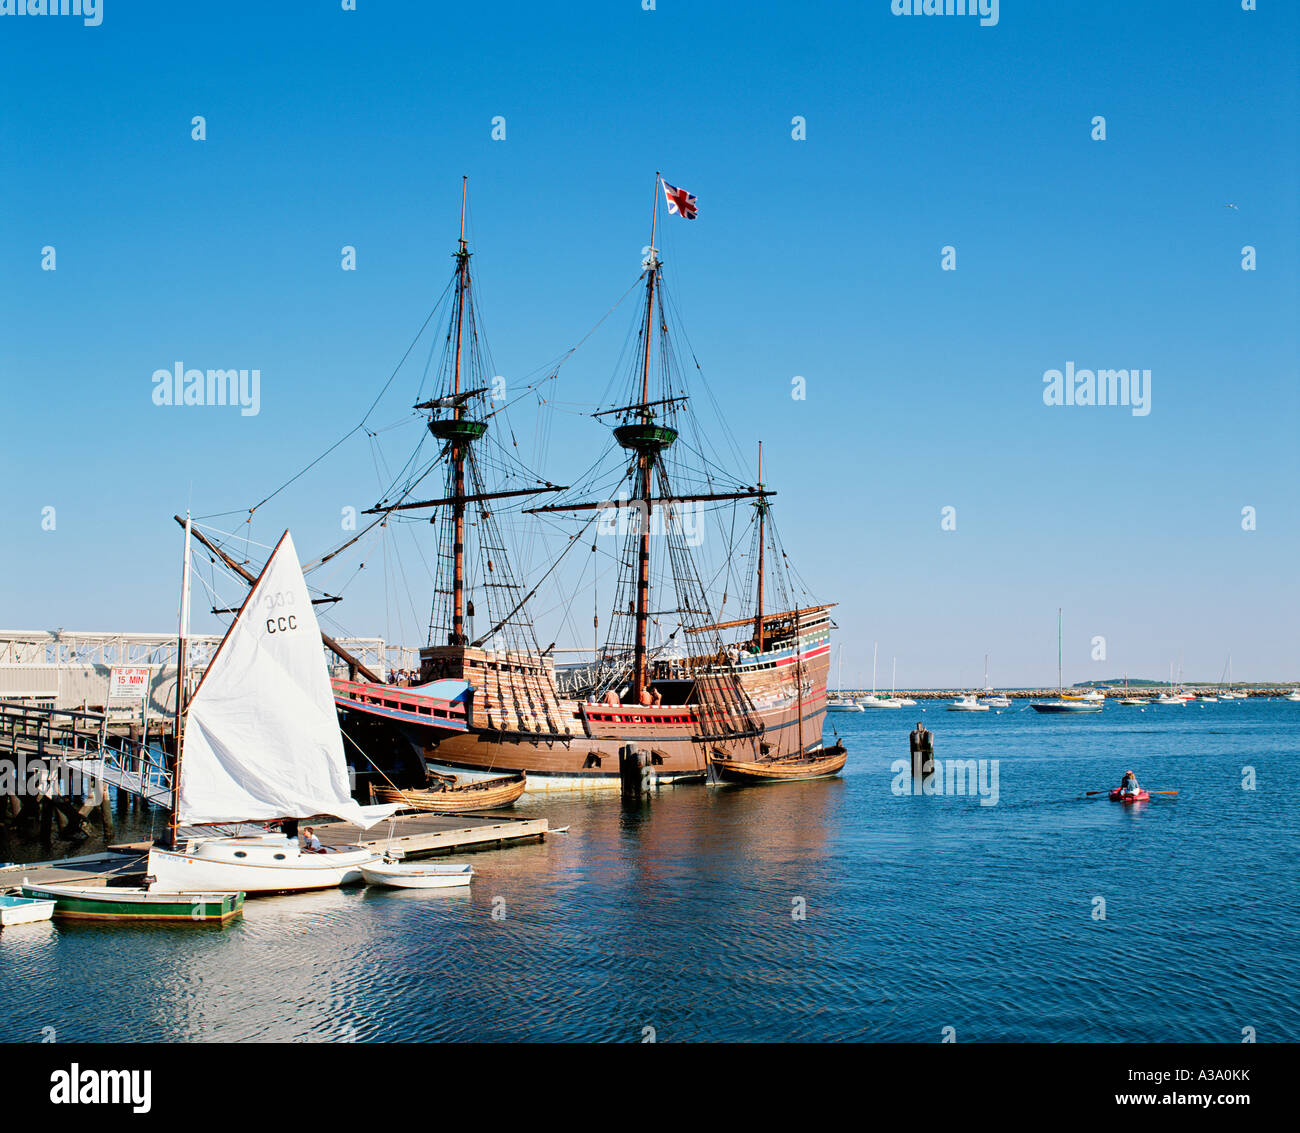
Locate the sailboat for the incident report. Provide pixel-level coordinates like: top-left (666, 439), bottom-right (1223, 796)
top-left (891, 658), bottom-right (917, 705)
top-left (318, 177), bottom-right (841, 787)
top-left (828, 644), bottom-right (865, 712)
top-left (1030, 610), bottom-right (1103, 713)
top-left (1116, 674), bottom-right (1144, 705)
top-left (1154, 663), bottom-right (1185, 705)
top-left (979, 654), bottom-right (1010, 707)
top-left (860, 642), bottom-right (903, 707)
top-left (1219, 655), bottom-right (1246, 699)
top-left (146, 526), bottom-right (397, 894)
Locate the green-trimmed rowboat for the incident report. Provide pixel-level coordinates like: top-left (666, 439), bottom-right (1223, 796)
top-left (20, 883), bottom-right (244, 925)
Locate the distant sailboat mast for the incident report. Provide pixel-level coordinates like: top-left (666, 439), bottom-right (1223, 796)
top-left (1057, 607), bottom-right (1063, 692)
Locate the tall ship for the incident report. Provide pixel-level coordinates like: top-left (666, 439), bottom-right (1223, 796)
top-left (210, 178), bottom-right (841, 789)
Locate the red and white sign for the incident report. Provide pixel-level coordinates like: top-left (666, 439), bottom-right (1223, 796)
top-left (109, 666), bottom-right (150, 699)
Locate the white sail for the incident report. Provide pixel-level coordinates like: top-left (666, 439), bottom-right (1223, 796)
top-left (177, 530), bottom-right (382, 829)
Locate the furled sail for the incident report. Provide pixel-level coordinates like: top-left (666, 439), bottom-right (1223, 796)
top-left (177, 530), bottom-right (385, 828)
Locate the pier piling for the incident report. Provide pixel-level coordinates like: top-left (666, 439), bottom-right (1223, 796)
top-left (909, 720), bottom-right (934, 781)
top-left (619, 743), bottom-right (648, 800)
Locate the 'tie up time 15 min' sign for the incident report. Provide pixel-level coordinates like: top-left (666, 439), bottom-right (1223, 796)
top-left (108, 667), bottom-right (150, 700)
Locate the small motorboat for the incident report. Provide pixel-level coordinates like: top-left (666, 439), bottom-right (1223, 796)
top-left (947, 694), bottom-right (989, 712)
top-left (0, 893), bottom-right (57, 928)
top-left (360, 859), bottom-right (474, 889)
top-left (1108, 788), bottom-right (1150, 804)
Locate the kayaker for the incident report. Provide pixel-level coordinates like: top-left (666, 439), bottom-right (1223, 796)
top-left (1119, 770), bottom-right (1140, 793)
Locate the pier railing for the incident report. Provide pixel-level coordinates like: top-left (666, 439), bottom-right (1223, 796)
top-left (0, 703), bottom-right (173, 806)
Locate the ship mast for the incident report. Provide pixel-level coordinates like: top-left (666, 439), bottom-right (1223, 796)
top-left (754, 442), bottom-right (766, 653)
top-left (450, 176), bottom-right (470, 647)
top-left (364, 180), bottom-right (566, 656)
top-left (630, 174), bottom-right (661, 701)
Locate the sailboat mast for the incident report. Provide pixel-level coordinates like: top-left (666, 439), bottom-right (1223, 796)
top-left (795, 610), bottom-right (805, 755)
top-left (630, 174), bottom-right (661, 701)
top-left (1057, 607), bottom-right (1063, 691)
top-left (450, 176), bottom-right (470, 646)
top-left (754, 441), bottom-right (766, 652)
top-left (168, 513), bottom-right (193, 850)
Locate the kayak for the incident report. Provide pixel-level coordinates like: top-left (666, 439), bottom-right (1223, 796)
top-left (1109, 788), bottom-right (1150, 803)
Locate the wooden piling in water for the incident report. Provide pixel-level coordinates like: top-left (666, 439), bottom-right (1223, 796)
top-left (99, 783), bottom-right (115, 839)
top-left (619, 742), bottom-right (644, 800)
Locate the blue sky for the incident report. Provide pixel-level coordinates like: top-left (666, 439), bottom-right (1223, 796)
top-left (1, 0), bottom-right (1296, 687)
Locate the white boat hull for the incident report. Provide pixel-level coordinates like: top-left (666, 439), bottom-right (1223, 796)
top-left (421, 758), bottom-right (701, 791)
top-left (360, 862), bottom-right (473, 889)
top-left (0, 896), bottom-right (56, 926)
top-left (147, 836), bottom-right (376, 894)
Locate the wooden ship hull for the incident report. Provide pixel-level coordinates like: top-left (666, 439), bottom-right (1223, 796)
top-left (370, 772), bottom-right (526, 812)
top-left (709, 743), bottom-right (848, 785)
top-left (372, 604), bottom-right (833, 791)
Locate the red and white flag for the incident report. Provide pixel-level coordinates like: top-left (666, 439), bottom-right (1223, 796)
top-left (663, 181), bottom-right (698, 220)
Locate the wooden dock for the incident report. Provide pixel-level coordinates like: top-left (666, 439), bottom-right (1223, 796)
top-left (0, 850), bottom-right (149, 889)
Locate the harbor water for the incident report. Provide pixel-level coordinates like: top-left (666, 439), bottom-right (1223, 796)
top-left (1, 699), bottom-right (1297, 1042)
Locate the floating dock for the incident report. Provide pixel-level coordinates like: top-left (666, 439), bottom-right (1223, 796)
top-left (0, 851), bottom-right (148, 890)
top-left (318, 811), bottom-right (549, 858)
top-left (0, 811), bottom-right (549, 892)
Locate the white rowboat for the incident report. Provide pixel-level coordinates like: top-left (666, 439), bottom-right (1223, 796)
top-left (0, 894), bottom-right (56, 927)
top-left (360, 860), bottom-right (474, 889)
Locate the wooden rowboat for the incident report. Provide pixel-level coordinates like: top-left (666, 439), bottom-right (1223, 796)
top-left (20, 883), bottom-right (244, 925)
top-left (370, 772), bottom-right (526, 813)
top-left (710, 744), bottom-right (847, 785)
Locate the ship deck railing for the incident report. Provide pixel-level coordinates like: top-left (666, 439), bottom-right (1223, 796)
top-left (331, 678), bottom-right (469, 730)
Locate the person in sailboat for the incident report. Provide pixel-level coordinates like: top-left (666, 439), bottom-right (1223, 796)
top-left (1118, 770), bottom-right (1141, 795)
top-left (300, 826), bottom-right (323, 853)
